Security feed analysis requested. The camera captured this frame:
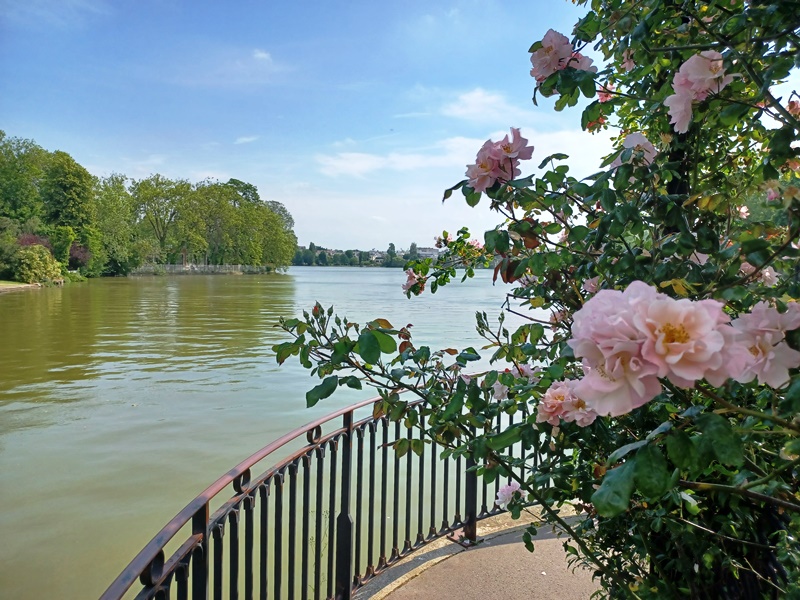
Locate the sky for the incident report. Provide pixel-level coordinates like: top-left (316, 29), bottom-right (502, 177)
top-left (0, 0), bottom-right (618, 250)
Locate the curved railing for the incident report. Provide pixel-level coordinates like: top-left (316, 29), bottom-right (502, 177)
top-left (101, 396), bottom-right (533, 600)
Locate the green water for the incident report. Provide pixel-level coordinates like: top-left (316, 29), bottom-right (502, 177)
top-left (0, 267), bottom-right (526, 599)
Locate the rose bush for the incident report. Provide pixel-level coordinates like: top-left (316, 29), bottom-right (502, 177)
top-left (275, 0), bottom-right (800, 597)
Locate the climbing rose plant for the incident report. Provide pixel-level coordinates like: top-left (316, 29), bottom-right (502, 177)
top-left (276, 0), bottom-right (800, 597)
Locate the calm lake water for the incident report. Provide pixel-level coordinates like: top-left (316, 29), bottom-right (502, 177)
top-left (0, 267), bottom-right (528, 599)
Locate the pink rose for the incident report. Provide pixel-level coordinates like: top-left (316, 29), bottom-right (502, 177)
top-left (598, 83), bottom-right (615, 103)
top-left (634, 296), bottom-right (729, 388)
top-left (536, 380), bottom-right (570, 426)
top-left (738, 206), bottom-right (750, 219)
top-left (496, 480), bottom-right (521, 509)
top-left (530, 29), bottom-right (573, 83)
top-left (568, 282), bottom-right (663, 416)
top-left (621, 49), bottom-right (635, 72)
top-left (566, 52), bottom-right (597, 74)
top-left (609, 132), bottom-right (658, 169)
top-left (401, 269), bottom-right (421, 293)
top-left (664, 90), bottom-right (694, 134)
top-left (582, 276), bottom-right (599, 294)
top-left (729, 302), bottom-right (800, 388)
top-left (491, 127), bottom-right (534, 162)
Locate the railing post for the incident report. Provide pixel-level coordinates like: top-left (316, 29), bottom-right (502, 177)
top-left (464, 456), bottom-right (478, 543)
top-left (335, 410), bottom-right (354, 599)
top-left (192, 503), bottom-right (209, 600)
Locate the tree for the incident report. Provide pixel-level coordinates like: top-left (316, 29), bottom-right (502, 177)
top-left (0, 131), bottom-right (47, 224)
top-left (277, 2), bottom-right (800, 597)
top-left (408, 242), bottom-right (418, 260)
top-left (95, 174), bottom-right (141, 275)
top-left (316, 250), bottom-right (328, 266)
top-left (131, 174), bottom-right (191, 259)
top-left (41, 150), bottom-right (96, 230)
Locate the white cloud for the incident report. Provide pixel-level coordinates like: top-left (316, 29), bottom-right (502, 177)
top-left (316, 136), bottom-right (479, 178)
top-left (441, 88), bottom-right (537, 124)
top-left (234, 136), bottom-right (259, 145)
top-left (170, 47), bottom-right (290, 87)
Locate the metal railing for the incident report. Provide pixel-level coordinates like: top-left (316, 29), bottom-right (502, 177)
top-left (101, 397), bottom-right (532, 600)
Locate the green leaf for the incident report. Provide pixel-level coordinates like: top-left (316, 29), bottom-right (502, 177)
top-left (395, 438), bottom-right (410, 458)
top-left (306, 376), bottom-right (338, 408)
top-left (695, 413), bottom-right (744, 467)
top-left (666, 430), bottom-right (698, 472)
top-left (340, 376), bottom-right (362, 390)
top-left (371, 329), bottom-right (397, 354)
top-left (607, 439), bottom-right (648, 465)
top-left (357, 331), bottom-right (381, 364)
top-left (592, 461), bottom-right (635, 518)
top-left (410, 438), bottom-right (425, 457)
top-left (634, 445), bottom-right (670, 498)
top-left (487, 426), bottom-right (521, 451)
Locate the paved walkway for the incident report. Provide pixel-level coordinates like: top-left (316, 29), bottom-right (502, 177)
top-left (356, 514), bottom-right (600, 600)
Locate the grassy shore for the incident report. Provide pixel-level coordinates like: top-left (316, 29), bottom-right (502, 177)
top-left (0, 280), bottom-right (40, 293)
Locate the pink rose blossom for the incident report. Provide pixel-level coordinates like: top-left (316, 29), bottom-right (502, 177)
top-left (550, 310), bottom-right (569, 324)
top-left (730, 302), bottom-right (800, 388)
top-left (530, 29), bottom-right (573, 83)
top-left (491, 127), bottom-right (534, 162)
top-left (598, 83), bottom-right (615, 103)
top-left (536, 380), bottom-right (570, 426)
top-left (583, 276), bottom-right (599, 294)
top-left (786, 99), bottom-right (799, 117)
top-left (634, 296), bottom-right (729, 388)
top-left (465, 129), bottom-right (533, 193)
top-left (609, 132), bottom-right (658, 169)
top-left (740, 262), bottom-right (756, 276)
top-left (566, 52), bottom-right (597, 74)
top-left (496, 480), bottom-right (521, 509)
top-left (664, 90), bottom-right (694, 134)
top-left (760, 266), bottom-right (779, 287)
top-left (621, 49), bottom-right (635, 72)
top-left (560, 381), bottom-right (598, 427)
top-left (402, 269), bottom-right (421, 293)
top-left (568, 282), bottom-right (663, 416)
top-left (665, 51), bottom-right (735, 133)
top-left (674, 51), bottom-right (734, 100)
top-left (738, 206), bottom-right (750, 219)
top-left (465, 140), bottom-right (505, 193)
top-left (766, 186), bottom-right (781, 202)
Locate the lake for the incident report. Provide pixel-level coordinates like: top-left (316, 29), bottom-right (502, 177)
top-left (0, 267), bottom-right (529, 599)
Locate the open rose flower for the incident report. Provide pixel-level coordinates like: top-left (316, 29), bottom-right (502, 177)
top-left (496, 480), bottom-right (521, 509)
top-left (664, 51), bottom-right (736, 133)
top-left (726, 302), bottom-right (800, 388)
top-left (465, 128), bottom-right (534, 193)
top-left (530, 29), bottom-right (573, 83)
top-left (609, 132), bottom-right (657, 169)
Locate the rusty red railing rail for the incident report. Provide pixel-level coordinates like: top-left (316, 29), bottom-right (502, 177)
top-left (101, 396), bottom-right (531, 600)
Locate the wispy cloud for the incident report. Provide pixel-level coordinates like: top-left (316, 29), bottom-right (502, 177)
top-left (234, 136), bottom-right (259, 145)
top-left (315, 129), bottom-right (613, 180)
top-left (1, 0), bottom-right (110, 27)
top-left (316, 136), bottom-right (480, 178)
top-left (441, 88), bottom-right (536, 124)
top-left (170, 47), bottom-right (290, 87)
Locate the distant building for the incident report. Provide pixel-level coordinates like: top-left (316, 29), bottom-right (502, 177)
top-left (416, 247), bottom-right (440, 260)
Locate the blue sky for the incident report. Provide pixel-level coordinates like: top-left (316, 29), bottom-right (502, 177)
top-left (1, 0), bottom-right (615, 250)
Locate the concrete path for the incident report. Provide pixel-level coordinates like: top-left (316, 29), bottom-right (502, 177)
top-left (356, 514), bottom-right (600, 600)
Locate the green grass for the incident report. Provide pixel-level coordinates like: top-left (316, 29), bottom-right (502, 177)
top-left (0, 280), bottom-right (32, 288)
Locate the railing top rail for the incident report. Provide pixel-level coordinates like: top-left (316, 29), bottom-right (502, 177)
top-left (101, 394), bottom-right (390, 600)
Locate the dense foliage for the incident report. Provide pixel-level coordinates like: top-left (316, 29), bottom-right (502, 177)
top-left (276, 0), bottom-right (800, 597)
top-left (0, 131), bottom-right (297, 282)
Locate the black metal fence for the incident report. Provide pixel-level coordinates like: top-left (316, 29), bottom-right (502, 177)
top-left (101, 397), bottom-right (532, 600)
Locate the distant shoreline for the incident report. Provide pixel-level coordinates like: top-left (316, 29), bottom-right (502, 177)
top-left (0, 282), bottom-right (41, 293)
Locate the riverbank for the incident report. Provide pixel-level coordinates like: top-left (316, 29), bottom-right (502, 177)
top-left (0, 281), bottom-right (41, 293)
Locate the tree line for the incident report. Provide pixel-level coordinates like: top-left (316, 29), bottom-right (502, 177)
top-left (292, 242), bottom-right (419, 267)
top-left (0, 130), bottom-right (297, 283)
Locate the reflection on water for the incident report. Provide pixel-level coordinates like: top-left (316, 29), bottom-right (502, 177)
top-left (0, 267), bottom-right (530, 599)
